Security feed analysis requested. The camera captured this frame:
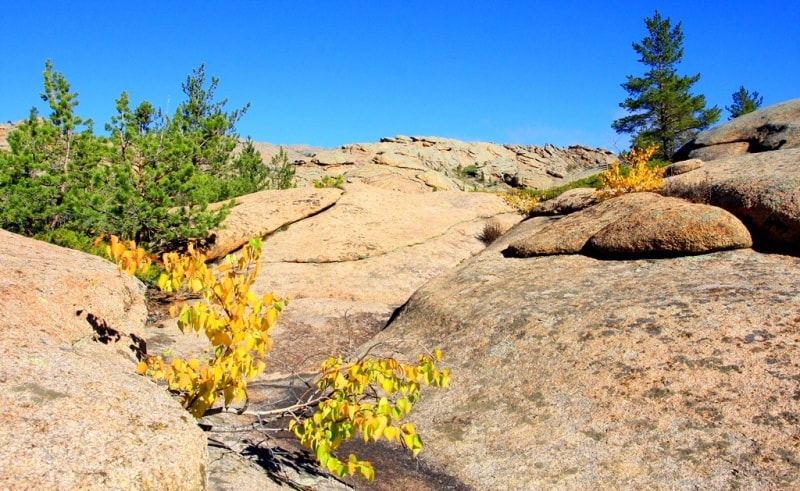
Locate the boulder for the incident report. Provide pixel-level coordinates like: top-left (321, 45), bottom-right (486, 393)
top-left (674, 98), bottom-right (800, 161)
top-left (507, 192), bottom-right (752, 259)
top-left (584, 198), bottom-right (752, 259)
top-left (364, 224), bottom-right (800, 490)
top-left (661, 147), bottom-right (800, 254)
top-left (528, 187), bottom-right (598, 216)
top-left (0, 230), bottom-right (207, 490)
top-left (204, 186), bottom-right (343, 261)
top-left (664, 158), bottom-right (704, 177)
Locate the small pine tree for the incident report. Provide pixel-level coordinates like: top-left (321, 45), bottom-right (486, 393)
top-left (612, 10), bottom-right (721, 160)
top-left (0, 60), bottom-right (105, 239)
top-left (726, 86), bottom-right (763, 119)
top-left (1, 61), bottom-right (296, 253)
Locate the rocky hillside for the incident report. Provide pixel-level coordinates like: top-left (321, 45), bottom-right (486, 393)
top-left (2, 100), bottom-right (799, 489)
top-left (282, 136), bottom-right (616, 192)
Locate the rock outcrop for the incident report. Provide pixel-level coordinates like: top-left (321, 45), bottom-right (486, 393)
top-left (365, 222), bottom-right (800, 490)
top-left (507, 192), bottom-right (752, 259)
top-left (204, 186), bottom-right (343, 261)
top-left (662, 147), bottom-right (800, 255)
top-left (674, 98), bottom-right (800, 161)
top-left (0, 230), bottom-right (207, 490)
top-left (290, 136), bottom-right (616, 192)
top-left (157, 182), bottom-right (521, 377)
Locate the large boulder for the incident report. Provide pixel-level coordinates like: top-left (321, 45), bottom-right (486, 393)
top-left (506, 192), bottom-right (752, 259)
top-left (527, 187), bottom-right (598, 216)
top-left (662, 147), bottom-right (800, 255)
top-left (0, 230), bottom-right (207, 490)
top-left (674, 98), bottom-right (800, 161)
top-left (365, 222), bottom-right (800, 490)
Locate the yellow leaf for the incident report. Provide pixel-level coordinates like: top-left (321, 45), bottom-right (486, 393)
top-left (382, 425), bottom-right (400, 442)
top-left (371, 416), bottom-right (387, 441)
top-left (136, 361), bottom-right (149, 375)
top-left (380, 377), bottom-right (395, 394)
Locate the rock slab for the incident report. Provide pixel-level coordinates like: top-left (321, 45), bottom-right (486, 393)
top-left (0, 230), bottom-right (207, 491)
top-left (366, 223), bottom-right (800, 490)
top-left (204, 186), bottom-right (343, 261)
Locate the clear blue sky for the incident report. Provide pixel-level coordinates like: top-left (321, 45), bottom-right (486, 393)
top-left (1, 1), bottom-right (797, 151)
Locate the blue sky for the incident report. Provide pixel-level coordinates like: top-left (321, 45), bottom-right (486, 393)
top-left (1, 1), bottom-right (798, 151)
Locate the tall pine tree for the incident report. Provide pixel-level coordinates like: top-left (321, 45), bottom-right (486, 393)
top-left (612, 11), bottom-right (720, 160)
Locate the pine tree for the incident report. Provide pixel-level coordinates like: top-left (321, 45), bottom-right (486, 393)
top-left (0, 60), bottom-right (105, 241)
top-left (726, 86), bottom-right (763, 119)
top-left (1, 61), bottom-right (294, 253)
top-left (612, 11), bottom-right (720, 160)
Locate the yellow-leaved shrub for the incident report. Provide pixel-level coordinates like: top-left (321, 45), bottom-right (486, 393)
top-left (106, 235), bottom-right (450, 482)
top-left (147, 238), bottom-right (282, 417)
top-left (290, 350), bottom-right (450, 481)
top-left (595, 144), bottom-right (664, 199)
top-left (500, 189), bottom-right (540, 215)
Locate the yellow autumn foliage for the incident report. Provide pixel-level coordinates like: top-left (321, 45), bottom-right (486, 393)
top-left (108, 236), bottom-right (450, 483)
top-left (500, 189), bottom-right (540, 215)
top-left (595, 144), bottom-right (664, 200)
top-left (290, 349), bottom-right (449, 481)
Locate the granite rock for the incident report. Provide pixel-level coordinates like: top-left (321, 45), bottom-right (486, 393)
top-left (0, 230), bottom-right (207, 491)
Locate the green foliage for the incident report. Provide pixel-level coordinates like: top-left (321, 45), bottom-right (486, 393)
top-left (313, 173), bottom-right (345, 188)
top-left (612, 10), bottom-right (721, 160)
top-left (265, 146), bottom-right (296, 190)
top-left (0, 61), bottom-right (293, 254)
top-left (34, 228), bottom-right (98, 253)
top-left (455, 164), bottom-right (479, 178)
top-left (726, 85), bottom-right (763, 119)
top-left (0, 61), bottom-right (105, 238)
top-left (210, 143), bottom-right (295, 199)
